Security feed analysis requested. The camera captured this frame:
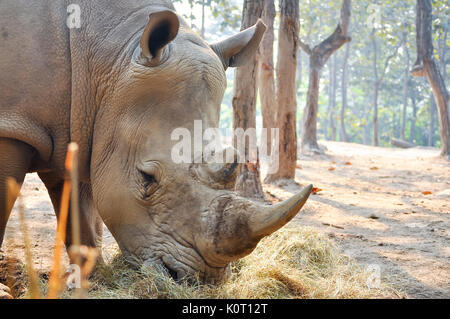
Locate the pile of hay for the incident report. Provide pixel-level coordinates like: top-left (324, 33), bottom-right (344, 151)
top-left (87, 226), bottom-right (398, 299)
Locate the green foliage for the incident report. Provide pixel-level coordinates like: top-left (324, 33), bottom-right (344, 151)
top-left (176, 0), bottom-right (447, 149)
top-left (209, 0), bottom-right (241, 32)
top-left (296, 0), bottom-right (447, 147)
top-left (173, 0), bottom-right (241, 38)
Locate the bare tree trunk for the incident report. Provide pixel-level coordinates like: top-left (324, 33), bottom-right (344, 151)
top-left (329, 54), bottom-right (337, 141)
top-left (371, 34), bottom-right (380, 146)
top-left (233, 0), bottom-right (265, 199)
top-left (391, 138), bottom-right (415, 148)
top-left (392, 107), bottom-right (398, 138)
top-left (429, 95), bottom-right (436, 146)
top-left (401, 33), bottom-right (410, 141)
top-left (324, 54), bottom-right (337, 141)
top-left (297, 49), bottom-right (303, 85)
top-left (298, 0), bottom-right (313, 88)
top-left (323, 64), bottom-right (330, 140)
top-left (371, 30), bottom-right (401, 146)
top-left (201, 0), bottom-right (205, 38)
top-left (363, 97), bottom-right (371, 145)
top-left (299, 0), bottom-right (351, 154)
top-left (439, 29), bottom-right (447, 82)
top-left (373, 84), bottom-right (379, 146)
top-left (410, 94), bottom-right (417, 143)
top-left (302, 66), bottom-right (321, 149)
top-left (340, 42), bottom-right (350, 142)
top-left (265, 0), bottom-right (299, 182)
top-left (412, 0), bottom-right (450, 158)
top-left (258, 0), bottom-right (276, 156)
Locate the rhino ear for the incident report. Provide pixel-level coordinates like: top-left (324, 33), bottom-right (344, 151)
top-left (210, 19), bottom-right (266, 70)
top-left (138, 10), bottom-right (180, 66)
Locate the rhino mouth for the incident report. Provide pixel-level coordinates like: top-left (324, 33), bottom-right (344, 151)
top-left (134, 241), bottom-right (227, 284)
top-left (156, 249), bottom-right (229, 284)
top-left (140, 254), bottom-right (191, 282)
top-left (120, 225), bottom-right (229, 283)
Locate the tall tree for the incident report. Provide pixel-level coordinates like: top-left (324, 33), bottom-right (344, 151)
top-left (401, 29), bottom-right (411, 141)
top-left (411, 0), bottom-right (450, 158)
top-left (232, 0), bottom-right (265, 199)
top-left (340, 42), bottom-right (350, 142)
top-left (370, 29), bottom-right (401, 146)
top-left (265, 0), bottom-right (300, 182)
top-left (324, 54), bottom-right (338, 141)
top-left (439, 29), bottom-right (447, 80)
top-left (428, 95), bottom-right (436, 146)
top-left (258, 0), bottom-right (276, 156)
top-left (299, 0), bottom-right (351, 153)
top-left (200, 0), bottom-right (206, 38)
top-left (410, 93), bottom-right (417, 143)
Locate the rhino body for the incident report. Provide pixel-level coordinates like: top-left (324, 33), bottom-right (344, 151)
top-left (0, 0), bottom-right (311, 290)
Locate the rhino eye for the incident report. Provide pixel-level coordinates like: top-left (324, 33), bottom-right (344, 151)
top-left (142, 172), bottom-right (157, 186)
top-left (139, 170), bottom-right (159, 199)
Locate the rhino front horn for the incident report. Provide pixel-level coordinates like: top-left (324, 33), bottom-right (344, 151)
top-left (202, 184), bottom-right (313, 266)
top-left (249, 184), bottom-right (313, 239)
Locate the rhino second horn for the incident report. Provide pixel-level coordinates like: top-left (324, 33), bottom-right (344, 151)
top-left (249, 184), bottom-right (313, 239)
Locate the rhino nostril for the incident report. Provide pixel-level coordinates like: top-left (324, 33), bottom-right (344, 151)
top-left (161, 260), bottom-right (178, 281)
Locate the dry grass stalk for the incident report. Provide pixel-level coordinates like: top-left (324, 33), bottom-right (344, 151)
top-left (69, 245), bottom-right (98, 295)
top-left (47, 143), bottom-right (76, 299)
top-left (7, 178), bottom-right (41, 299)
top-left (68, 143), bottom-right (81, 260)
top-left (47, 142), bottom-right (93, 299)
top-left (66, 143), bottom-right (88, 298)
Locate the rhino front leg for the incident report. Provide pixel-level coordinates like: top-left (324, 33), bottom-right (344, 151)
top-left (0, 138), bottom-right (35, 248)
top-left (38, 173), bottom-right (103, 254)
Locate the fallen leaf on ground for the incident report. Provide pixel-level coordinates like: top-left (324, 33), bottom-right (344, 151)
top-left (248, 162), bottom-right (257, 173)
top-left (328, 167), bottom-right (335, 171)
top-left (345, 162), bottom-right (352, 165)
top-left (370, 167), bottom-right (379, 170)
top-left (312, 187), bottom-right (323, 194)
top-left (422, 191), bottom-right (432, 195)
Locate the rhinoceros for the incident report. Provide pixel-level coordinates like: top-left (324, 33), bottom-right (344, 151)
top-left (0, 0), bottom-right (312, 291)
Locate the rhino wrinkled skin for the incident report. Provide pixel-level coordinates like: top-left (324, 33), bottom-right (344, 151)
top-left (0, 0), bottom-right (312, 285)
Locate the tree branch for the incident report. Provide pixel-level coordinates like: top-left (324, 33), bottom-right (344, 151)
top-left (298, 38), bottom-right (312, 55)
top-left (377, 40), bottom-right (402, 85)
top-left (311, 0), bottom-right (352, 68)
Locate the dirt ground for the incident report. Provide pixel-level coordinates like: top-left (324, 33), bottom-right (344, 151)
top-left (1, 141), bottom-right (449, 298)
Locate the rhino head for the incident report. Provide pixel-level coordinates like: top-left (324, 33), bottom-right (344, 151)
top-left (89, 9), bottom-right (312, 283)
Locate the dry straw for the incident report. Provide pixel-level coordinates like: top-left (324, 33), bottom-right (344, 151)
top-left (89, 226), bottom-right (400, 299)
top-left (47, 142), bottom-right (98, 299)
top-left (7, 178), bottom-right (41, 299)
top-left (47, 144), bottom-right (77, 298)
